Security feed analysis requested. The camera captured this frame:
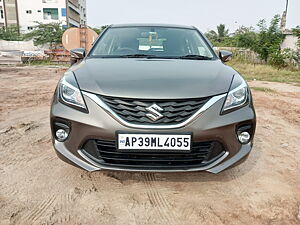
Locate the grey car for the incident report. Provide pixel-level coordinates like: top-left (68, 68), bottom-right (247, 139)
top-left (50, 24), bottom-right (256, 173)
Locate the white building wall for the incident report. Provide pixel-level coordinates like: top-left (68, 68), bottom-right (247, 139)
top-left (281, 34), bottom-right (298, 51)
top-left (0, 39), bottom-right (39, 50)
top-left (17, 0), bottom-right (67, 33)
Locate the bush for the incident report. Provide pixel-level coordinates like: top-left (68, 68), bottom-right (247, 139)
top-left (269, 50), bottom-right (287, 69)
top-left (281, 48), bottom-right (300, 68)
top-left (0, 25), bottom-right (24, 41)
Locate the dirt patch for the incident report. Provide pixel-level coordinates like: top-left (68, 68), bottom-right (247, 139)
top-left (0, 66), bottom-right (299, 225)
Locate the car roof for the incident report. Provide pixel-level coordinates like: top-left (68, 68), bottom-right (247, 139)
top-left (110, 23), bottom-right (195, 29)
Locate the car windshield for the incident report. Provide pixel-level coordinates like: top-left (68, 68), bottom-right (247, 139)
top-left (89, 26), bottom-right (215, 59)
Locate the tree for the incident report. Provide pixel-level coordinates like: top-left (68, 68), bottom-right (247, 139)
top-left (92, 27), bottom-right (101, 35)
top-left (204, 15), bottom-right (295, 68)
top-left (233, 26), bottom-right (257, 49)
top-left (91, 25), bottom-right (108, 35)
top-left (25, 22), bottom-right (65, 48)
top-left (0, 25), bottom-right (23, 41)
top-left (252, 15), bottom-right (284, 62)
top-left (205, 30), bottom-right (218, 43)
top-left (206, 24), bottom-right (229, 44)
top-left (216, 24), bottom-right (229, 41)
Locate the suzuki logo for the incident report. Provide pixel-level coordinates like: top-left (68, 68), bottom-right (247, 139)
top-left (145, 104), bottom-right (164, 121)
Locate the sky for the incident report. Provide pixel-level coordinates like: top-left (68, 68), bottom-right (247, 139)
top-left (86, 0), bottom-right (299, 33)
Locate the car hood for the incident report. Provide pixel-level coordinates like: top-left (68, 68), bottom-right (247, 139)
top-left (71, 58), bottom-right (236, 99)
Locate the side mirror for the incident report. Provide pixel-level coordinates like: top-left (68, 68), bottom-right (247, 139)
top-left (70, 48), bottom-right (85, 65)
top-left (219, 50), bottom-right (232, 62)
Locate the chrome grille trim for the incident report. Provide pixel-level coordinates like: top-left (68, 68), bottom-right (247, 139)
top-left (100, 96), bottom-right (210, 125)
top-left (83, 91), bottom-right (226, 129)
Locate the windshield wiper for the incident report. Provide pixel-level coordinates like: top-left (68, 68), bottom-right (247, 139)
top-left (178, 55), bottom-right (213, 60)
top-left (101, 54), bottom-right (213, 60)
top-left (119, 54), bottom-right (156, 58)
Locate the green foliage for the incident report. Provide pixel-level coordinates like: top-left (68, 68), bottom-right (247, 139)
top-left (206, 15), bottom-right (288, 68)
top-left (205, 24), bottom-right (230, 45)
top-left (24, 59), bottom-right (69, 66)
top-left (251, 87), bottom-right (276, 93)
top-left (280, 48), bottom-right (300, 66)
top-left (0, 25), bottom-right (24, 41)
top-left (253, 15), bottom-right (284, 62)
top-left (291, 50), bottom-right (300, 64)
top-left (25, 22), bottom-right (65, 47)
top-left (233, 26), bottom-right (257, 48)
top-left (91, 25), bottom-right (108, 35)
top-left (269, 50), bottom-right (287, 69)
top-left (216, 24), bottom-right (229, 41)
top-left (92, 27), bottom-right (101, 35)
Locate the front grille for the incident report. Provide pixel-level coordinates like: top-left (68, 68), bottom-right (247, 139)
top-left (99, 95), bottom-right (211, 125)
top-left (82, 139), bottom-right (225, 169)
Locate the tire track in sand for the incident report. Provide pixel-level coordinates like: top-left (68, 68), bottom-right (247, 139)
top-left (54, 188), bottom-right (83, 224)
top-left (141, 173), bottom-right (178, 225)
top-left (20, 195), bottom-right (56, 224)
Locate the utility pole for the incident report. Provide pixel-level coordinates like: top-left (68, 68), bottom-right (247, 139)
top-left (285, 0), bottom-right (289, 14)
top-left (280, 0), bottom-right (289, 32)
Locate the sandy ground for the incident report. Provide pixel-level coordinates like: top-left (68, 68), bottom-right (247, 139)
top-left (0, 66), bottom-right (300, 225)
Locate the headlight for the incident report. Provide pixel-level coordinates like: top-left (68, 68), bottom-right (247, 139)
top-left (222, 76), bottom-right (249, 113)
top-left (59, 72), bottom-right (87, 112)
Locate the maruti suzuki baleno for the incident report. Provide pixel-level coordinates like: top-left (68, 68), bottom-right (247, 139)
top-left (50, 24), bottom-right (256, 173)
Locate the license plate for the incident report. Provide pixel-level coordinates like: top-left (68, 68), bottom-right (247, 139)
top-left (117, 133), bottom-right (191, 151)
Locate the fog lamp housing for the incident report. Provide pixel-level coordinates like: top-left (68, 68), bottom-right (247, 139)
top-left (56, 129), bottom-right (69, 142)
top-left (52, 120), bottom-right (71, 142)
top-left (238, 131), bottom-right (251, 144)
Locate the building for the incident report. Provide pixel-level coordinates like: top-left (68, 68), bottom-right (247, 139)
top-left (281, 30), bottom-right (298, 51)
top-left (1, 0), bottom-right (19, 28)
top-left (0, 0), bottom-right (6, 27)
top-left (1, 0), bottom-right (86, 33)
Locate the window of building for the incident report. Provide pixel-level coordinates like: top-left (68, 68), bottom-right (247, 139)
top-left (37, 10), bottom-right (41, 13)
top-left (61, 8), bottom-right (66, 17)
top-left (0, 10), bottom-right (3, 19)
top-left (26, 10), bottom-right (32, 14)
top-left (43, 8), bottom-right (58, 20)
top-left (28, 26), bottom-right (34, 30)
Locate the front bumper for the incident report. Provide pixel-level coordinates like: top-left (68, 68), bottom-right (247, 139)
top-left (51, 91), bottom-right (256, 173)
top-left (54, 140), bottom-right (252, 173)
